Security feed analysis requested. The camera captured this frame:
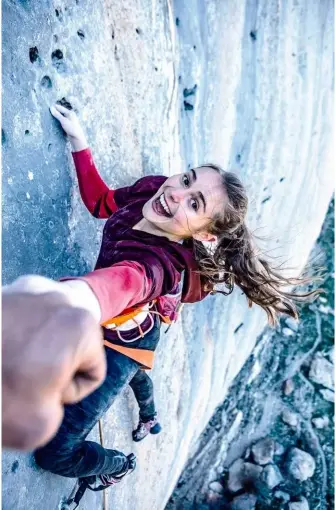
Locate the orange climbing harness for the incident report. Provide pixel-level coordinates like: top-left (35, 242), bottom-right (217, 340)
top-left (101, 271), bottom-right (185, 369)
top-left (101, 299), bottom-right (183, 370)
top-left (101, 299), bottom-right (173, 334)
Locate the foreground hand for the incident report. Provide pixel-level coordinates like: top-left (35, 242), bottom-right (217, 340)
top-left (2, 278), bottom-right (106, 450)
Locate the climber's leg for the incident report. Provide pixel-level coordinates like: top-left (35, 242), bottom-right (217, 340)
top-left (35, 347), bottom-right (138, 478)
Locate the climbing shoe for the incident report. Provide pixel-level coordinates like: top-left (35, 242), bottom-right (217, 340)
top-left (62, 453), bottom-right (136, 509)
top-left (132, 414), bottom-right (162, 442)
top-left (97, 453), bottom-right (136, 488)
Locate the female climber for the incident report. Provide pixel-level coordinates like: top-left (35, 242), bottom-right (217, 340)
top-left (34, 103), bottom-right (319, 507)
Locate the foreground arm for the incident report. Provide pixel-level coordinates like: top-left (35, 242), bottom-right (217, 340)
top-left (2, 258), bottom-right (156, 451)
top-left (2, 277), bottom-right (106, 451)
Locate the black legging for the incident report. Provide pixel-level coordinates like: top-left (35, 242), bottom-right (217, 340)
top-left (34, 321), bottom-right (160, 478)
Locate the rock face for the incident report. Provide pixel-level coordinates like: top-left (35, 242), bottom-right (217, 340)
top-left (275, 491), bottom-right (290, 503)
top-left (2, 1), bottom-right (334, 509)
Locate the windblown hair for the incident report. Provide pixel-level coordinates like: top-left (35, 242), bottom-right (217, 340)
top-left (188, 164), bottom-right (322, 326)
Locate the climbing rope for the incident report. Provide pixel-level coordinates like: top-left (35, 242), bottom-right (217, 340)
top-left (61, 420), bottom-right (107, 510)
top-left (98, 419), bottom-right (108, 510)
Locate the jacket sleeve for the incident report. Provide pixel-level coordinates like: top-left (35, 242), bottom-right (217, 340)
top-left (72, 148), bottom-right (119, 218)
top-left (64, 261), bottom-right (154, 324)
top-left (73, 149), bottom-right (167, 217)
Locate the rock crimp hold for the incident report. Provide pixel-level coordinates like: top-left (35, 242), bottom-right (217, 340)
top-left (283, 378), bottom-right (295, 396)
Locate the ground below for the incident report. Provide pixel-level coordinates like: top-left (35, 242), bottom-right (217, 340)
top-left (167, 199), bottom-right (334, 509)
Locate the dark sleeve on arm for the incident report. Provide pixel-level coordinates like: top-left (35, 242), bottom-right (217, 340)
top-left (72, 148), bottom-right (119, 218)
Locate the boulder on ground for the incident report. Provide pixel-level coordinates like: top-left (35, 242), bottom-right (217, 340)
top-left (251, 437), bottom-right (275, 465)
top-left (228, 458), bottom-right (245, 492)
top-left (208, 481), bottom-right (223, 494)
top-left (227, 458), bottom-right (262, 493)
top-left (288, 496), bottom-right (309, 510)
top-left (309, 353), bottom-right (334, 390)
top-left (274, 490), bottom-right (290, 502)
top-left (312, 415), bottom-right (329, 429)
top-left (319, 389), bottom-right (334, 402)
top-left (261, 464), bottom-right (283, 489)
top-left (283, 378), bottom-right (295, 396)
top-left (286, 448), bottom-right (316, 481)
top-left (282, 408), bottom-right (299, 428)
top-left (231, 493), bottom-right (257, 510)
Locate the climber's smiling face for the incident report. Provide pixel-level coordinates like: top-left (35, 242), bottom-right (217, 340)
top-left (141, 167), bottom-right (226, 243)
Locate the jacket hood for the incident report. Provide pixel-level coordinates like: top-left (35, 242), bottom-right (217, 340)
top-left (162, 239), bottom-right (211, 303)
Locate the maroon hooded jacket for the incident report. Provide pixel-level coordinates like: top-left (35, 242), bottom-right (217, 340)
top-left (69, 149), bottom-right (210, 367)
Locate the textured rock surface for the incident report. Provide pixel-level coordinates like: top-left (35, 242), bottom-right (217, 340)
top-left (208, 481), bottom-right (223, 494)
top-left (2, 1), bottom-right (334, 509)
